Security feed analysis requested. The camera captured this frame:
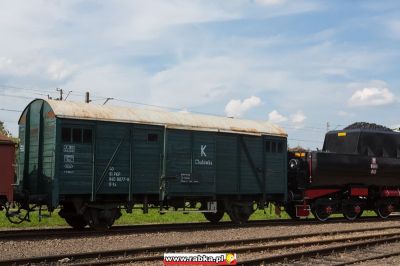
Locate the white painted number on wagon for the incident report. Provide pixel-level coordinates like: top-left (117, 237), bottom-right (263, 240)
top-left (108, 166), bottom-right (129, 188)
top-left (64, 155), bottom-right (74, 163)
top-left (63, 144), bottom-right (75, 153)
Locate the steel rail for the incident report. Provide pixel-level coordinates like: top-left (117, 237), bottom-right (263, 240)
top-left (334, 251), bottom-right (400, 266)
top-left (239, 235), bottom-right (400, 265)
top-left (68, 230), bottom-right (400, 266)
top-left (2, 225), bottom-right (400, 265)
top-left (0, 215), bottom-right (398, 241)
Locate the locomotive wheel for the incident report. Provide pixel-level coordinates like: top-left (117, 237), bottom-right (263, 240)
top-left (203, 210), bottom-right (224, 223)
top-left (342, 205), bottom-right (359, 221)
top-left (312, 205), bottom-right (330, 222)
top-left (375, 205), bottom-right (391, 219)
top-left (64, 215), bottom-right (87, 230)
top-left (284, 203), bottom-right (300, 220)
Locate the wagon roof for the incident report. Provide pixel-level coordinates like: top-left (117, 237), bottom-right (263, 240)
top-left (25, 99), bottom-right (287, 137)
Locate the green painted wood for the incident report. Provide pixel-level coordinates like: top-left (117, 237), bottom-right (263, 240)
top-left (165, 130), bottom-right (216, 195)
top-left (265, 136), bottom-right (287, 194)
top-left (41, 102), bottom-right (56, 204)
top-left (216, 134), bottom-right (238, 193)
top-left (26, 100), bottom-right (42, 194)
top-left (58, 120), bottom-right (96, 195)
top-left (132, 126), bottom-right (163, 194)
top-left (19, 99), bottom-right (288, 206)
top-left (17, 111), bottom-right (27, 191)
top-left (16, 100), bottom-right (58, 207)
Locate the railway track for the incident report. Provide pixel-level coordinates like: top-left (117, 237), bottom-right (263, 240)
top-left (334, 250), bottom-right (400, 265)
top-left (0, 215), bottom-right (398, 241)
top-left (2, 223), bottom-right (400, 265)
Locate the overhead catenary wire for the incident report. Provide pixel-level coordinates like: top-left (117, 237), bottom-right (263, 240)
top-left (0, 84), bottom-right (55, 94)
top-left (0, 108), bottom-right (21, 113)
top-left (0, 93), bottom-right (33, 100)
top-left (288, 138), bottom-right (323, 144)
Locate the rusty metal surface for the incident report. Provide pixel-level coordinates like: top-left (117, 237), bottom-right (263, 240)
top-left (0, 135), bottom-right (15, 202)
top-left (44, 99), bottom-right (287, 137)
top-left (0, 133), bottom-right (13, 144)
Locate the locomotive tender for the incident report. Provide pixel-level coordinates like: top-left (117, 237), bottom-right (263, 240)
top-left (12, 99), bottom-right (287, 229)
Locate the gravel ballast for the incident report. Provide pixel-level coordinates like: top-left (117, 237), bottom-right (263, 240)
top-left (1, 220), bottom-right (400, 262)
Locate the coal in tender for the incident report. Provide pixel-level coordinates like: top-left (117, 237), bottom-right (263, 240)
top-left (344, 122), bottom-right (393, 131)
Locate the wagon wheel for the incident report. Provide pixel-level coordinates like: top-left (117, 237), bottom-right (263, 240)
top-left (228, 207), bottom-right (250, 224)
top-left (227, 201), bottom-right (253, 224)
top-left (375, 204), bottom-right (391, 219)
top-left (64, 215), bottom-right (87, 230)
top-left (85, 208), bottom-right (119, 230)
top-left (312, 205), bottom-right (330, 222)
top-left (284, 203), bottom-right (300, 220)
top-left (342, 205), bottom-right (359, 221)
top-left (203, 210), bottom-right (225, 223)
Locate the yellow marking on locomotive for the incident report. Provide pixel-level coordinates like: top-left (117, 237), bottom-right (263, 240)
top-left (295, 152), bottom-right (306, 157)
top-left (338, 132), bottom-right (347, 137)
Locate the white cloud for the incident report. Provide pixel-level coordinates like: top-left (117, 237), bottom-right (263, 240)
top-left (385, 19), bottom-right (400, 39)
top-left (0, 57), bottom-right (13, 70)
top-left (147, 56), bottom-right (286, 108)
top-left (267, 109), bottom-right (306, 128)
top-left (178, 108), bottom-right (190, 114)
top-left (268, 110), bottom-right (288, 123)
top-left (0, 0), bottom-right (394, 144)
top-left (252, 0), bottom-right (322, 17)
top-left (63, 64), bottom-right (150, 105)
top-left (224, 96), bottom-right (261, 118)
top-left (107, 1), bottom-right (240, 41)
top-left (254, 0), bottom-right (286, 6)
top-left (291, 110), bottom-right (306, 128)
top-left (321, 68), bottom-right (347, 77)
top-left (338, 111), bottom-right (355, 117)
top-left (0, 54), bottom-right (77, 83)
top-left (348, 87), bottom-right (395, 107)
top-left (46, 60), bottom-right (77, 81)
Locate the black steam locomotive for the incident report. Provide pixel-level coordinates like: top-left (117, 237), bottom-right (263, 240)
top-left (286, 123), bottom-right (400, 221)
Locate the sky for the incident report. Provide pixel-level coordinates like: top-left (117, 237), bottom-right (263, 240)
top-left (0, 0), bottom-right (399, 149)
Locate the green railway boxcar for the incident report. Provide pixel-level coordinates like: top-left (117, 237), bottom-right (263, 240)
top-left (15, 99), bottom-right (287, 229)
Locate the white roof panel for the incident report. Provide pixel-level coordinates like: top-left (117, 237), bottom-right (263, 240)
top-left (42, 99), bottom-right (287, 137)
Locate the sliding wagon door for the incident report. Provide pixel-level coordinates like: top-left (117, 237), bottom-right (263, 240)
top-left (164, 129), bottom-right (216, 197)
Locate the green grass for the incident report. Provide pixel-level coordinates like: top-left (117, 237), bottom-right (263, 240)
top-left (0, 206), bottom-right (377, 229)
top-left (115, 205), bottom-right (290, 225)
top-left (0, 209), bottom-right (67, 228)
top-left (0, 205), bottom-right (289, 228)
